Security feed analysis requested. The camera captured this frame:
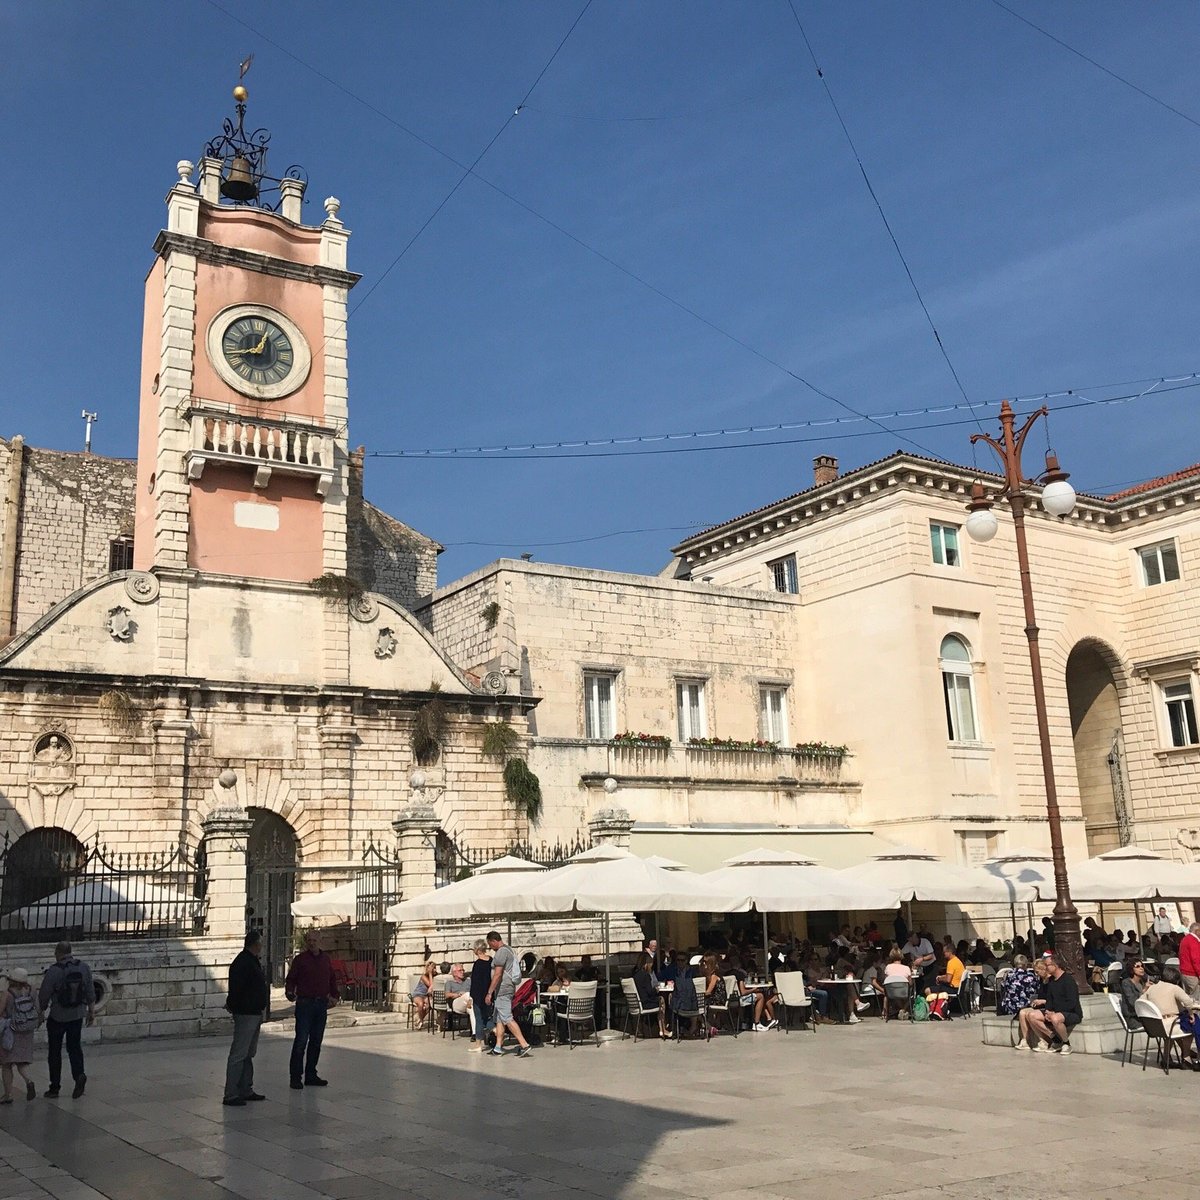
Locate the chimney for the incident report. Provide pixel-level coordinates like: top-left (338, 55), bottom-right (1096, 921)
top-left (813, 455), bottom-right (838, 487)
top-left (348, 445), bottom-right (365, 502)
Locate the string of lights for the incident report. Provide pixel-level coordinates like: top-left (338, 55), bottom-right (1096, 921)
top-left (366, 372), bottom-right (1200, 460)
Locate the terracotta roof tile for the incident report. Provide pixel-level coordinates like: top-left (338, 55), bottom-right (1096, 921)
top-left (1105, 463), bottom-right (1200, 500)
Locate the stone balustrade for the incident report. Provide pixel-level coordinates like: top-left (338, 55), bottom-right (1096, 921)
top-left (183, 400), bottom-right (336, 495)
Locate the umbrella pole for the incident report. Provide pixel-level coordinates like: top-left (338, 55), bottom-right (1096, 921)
top-left (1027, 902), bottom-right (1034, 953)
top-left (605, 912), bottom-right (612, 1031)
top-left (1010, 904), bottom-right (1017, 944)
top-left (761, 909), bottom-right (769, 978)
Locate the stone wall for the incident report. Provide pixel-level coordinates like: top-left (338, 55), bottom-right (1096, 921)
top-left (0, 935), bottom-right (240, 1041)
top-left (0, 439), bottom-right (136, 640)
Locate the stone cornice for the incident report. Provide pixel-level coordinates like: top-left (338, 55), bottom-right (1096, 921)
top-left (673, 451), bottom-right (1200, 566)
top-left (152, 229), bottom-right (361, 290)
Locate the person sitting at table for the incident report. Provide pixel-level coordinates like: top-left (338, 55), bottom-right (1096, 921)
top-left (575, 954), bottom-right (599, 983)
top-left (1011, 935), bottom-right (1031, 960)
top-left (1145, 964), bottom-right (1200, 1060)
top-left (800, 955), bottom-right (830, 1024)
top-left (882, 947), bottom-right (913, 1020)
top-left (860, 949), bottom-right (885, 1008)
top-left (904, 931), bottom-right (935, 974)
top-left (411, 959), bottom-right (437, 1024)
top-left (546, 965), bottom-right (572, 993)
top-left (656, 949), bottom-right (681, 986)
top-left (535, 957), bottom-right (558, 988)
top-left (699, 954), bottom-right (728, 1035)
top-left (1120, 959), bottom-right (1149, 1029)
top-left (922, 941), bottom-right (964, 1020)
top-left (970, 938), bottom-right (998, 967)
top-left (444, 963), bottom-right (475, 1034)
top-left (631, 951), bottom-right (670, 1039)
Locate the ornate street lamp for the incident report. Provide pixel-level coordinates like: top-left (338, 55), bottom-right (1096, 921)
top-left (965, 400), bottom-right (1089, 991)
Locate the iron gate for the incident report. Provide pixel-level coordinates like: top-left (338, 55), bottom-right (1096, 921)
top-left (351, 842), bottom-right (402, 1010)
top-left (246, 815), bottom-right (297, 991)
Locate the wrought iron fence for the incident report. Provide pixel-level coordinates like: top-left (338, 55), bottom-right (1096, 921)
top-left (436, 830), bottom-right (589, 885)
top-left (350, 840), bottom-right (403, 1011)
top-left (0, 830), bottom-right (207, 944)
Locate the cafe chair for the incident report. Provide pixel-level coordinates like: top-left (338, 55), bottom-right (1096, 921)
top-left (1134, 997), bottom-right (1192, 1075)
top-left (1106, 993), bottom-right (1146, 1067)
top-left (406, 975), bottom-right (429, 1031)
top-left (431, 986), bottom-right (449, 1036)
top-left (883, 981), bottom-right (912, 1023)
top-left (556, 980), bottom-right (600, 1049)
top-left (705, 977), bottom-right (739, 1037)
top-left (948, 974), bottom-right (979, 1019)
top-left (854, 981), bottom-right (882, 1018)
top-left (774, 971), bottom-right (814, 1033)
top-left (619, 978), bottom-right (661, 1042)
top-left (670, 975), bottom-right (709, 1043)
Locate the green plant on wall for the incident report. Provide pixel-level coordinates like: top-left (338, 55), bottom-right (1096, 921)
top-left (308, 572), bottom-right (365, 604)
top-left (481, 719), bottom-right (521, 763)
top-left (482, 601), bottom-right (501, 630)
top-left (503, 758), bottom-right (543, 824)
top-left (412, 683), bottom-right (449, 765)
top-left (98, 688), bottom-right (141, 734)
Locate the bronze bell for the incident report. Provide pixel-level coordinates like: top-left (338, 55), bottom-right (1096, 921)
top-left (220, 155), bottom-right (258, 202)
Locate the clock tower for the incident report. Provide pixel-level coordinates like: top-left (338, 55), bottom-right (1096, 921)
top-left (134, 86), bottom-right (359, 588)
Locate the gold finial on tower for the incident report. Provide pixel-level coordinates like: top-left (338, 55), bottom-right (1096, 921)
top-left (233, 84), bottom-right (248, 103)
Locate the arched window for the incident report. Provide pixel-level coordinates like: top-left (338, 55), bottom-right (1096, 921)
top-left (940, 635), bottom-right (979, 742)
top-left (0, 827), bottom-right (87, 915)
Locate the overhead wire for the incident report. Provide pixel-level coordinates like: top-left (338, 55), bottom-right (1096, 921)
top-left (367, 377), bottom-right (1200, 461)
top-left (989, 0), bottom-right (1200, 133)
top-left (202, 0), bottom-right (944, 458)
top-left (366, 371), bottom-right (1200, 457)
top-left (786, 0), bottom-right (983, 434)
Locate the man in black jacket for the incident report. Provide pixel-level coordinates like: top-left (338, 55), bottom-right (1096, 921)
top-left (1026, 952), bottom-right (1084, 1054)
top-left (223, 931), bottom-right (269, 1105)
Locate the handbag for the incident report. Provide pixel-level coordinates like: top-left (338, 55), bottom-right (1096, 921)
top-left (0, 1018), bottom-right (13, 1053)
top-left (530, 1004), bottom-right (546, 1027)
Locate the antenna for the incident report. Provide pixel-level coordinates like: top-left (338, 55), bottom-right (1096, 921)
top-left (81, 410), bottom-right (98, 454)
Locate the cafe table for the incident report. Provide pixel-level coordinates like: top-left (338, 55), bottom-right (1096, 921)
top-left (817, 978), bottom-right (859, 1024)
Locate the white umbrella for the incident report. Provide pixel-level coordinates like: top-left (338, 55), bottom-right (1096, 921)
top-left (1071, 845), bottom-right (1200, 902)
top-left (983, 847), bottom-right (1060, 947)
top-left (5, 879), bottom-right (197, 931)
top-left (291, 880), bottom-right (358, 919)
top-left (842, 845), bottom-right (1034, 904)
top-left (384, 854), bottom-right (547, 923)
top-left (705, 847), bottom-right (898, 912)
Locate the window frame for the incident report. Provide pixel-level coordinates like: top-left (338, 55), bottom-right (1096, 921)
top-left (758, 685), bottom-right (789, 744)
top-left (1137, 539), bottom-right (1181, 587)
top-left (108, 537), bottom-right (134, 573)
top-left (768, 555), bottom-right (799, 595)
top-left (930, 521), bottom-right (962, 568)
top-left (582, 671), bottom-right (618, 741)
top-left (1160, 678), bottom-right (1199, 749)
top-left (676, 678), bottom-right (708, 741)
top-left (940, 634), bottom-right (980, 743)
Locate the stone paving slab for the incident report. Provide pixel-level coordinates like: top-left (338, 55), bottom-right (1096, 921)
top-left (2, 1018), bottom-right (1200, 1199)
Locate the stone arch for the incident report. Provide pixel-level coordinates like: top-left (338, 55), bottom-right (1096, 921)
top-left (0, 826), bottom-right (87, 914)
top-left (1065, 636), bottom-right (1130, 856)
top-left (1, 787), bottom-right (98, 849)
top-left (187, 764), bottom-right (316, 856)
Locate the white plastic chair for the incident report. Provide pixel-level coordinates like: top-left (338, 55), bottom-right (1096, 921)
top-left (1134, 997), bottom-right (1192, 1074)
top-left (1106, 992), bottom-right (1146, 1067)
top-left (774, 971), bottom-right (813, 1033)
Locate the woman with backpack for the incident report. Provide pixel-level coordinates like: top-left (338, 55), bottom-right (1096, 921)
top-left (0, 967), bottom-right (40, 1103)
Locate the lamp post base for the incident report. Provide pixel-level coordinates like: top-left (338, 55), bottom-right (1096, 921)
top-left (1052, 906), bottom-right (1091, 995)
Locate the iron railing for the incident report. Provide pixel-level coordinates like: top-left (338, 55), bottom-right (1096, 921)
top-left (436, 831), bottom-right (589, 886)
top-left (0, 831), bottom-right (207, 944)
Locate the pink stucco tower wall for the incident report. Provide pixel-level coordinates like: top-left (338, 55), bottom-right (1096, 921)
top-left (134, 143), bottom-right (358, 586)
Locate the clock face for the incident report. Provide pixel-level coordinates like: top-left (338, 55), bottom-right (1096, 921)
top-left (221, 316), bottom-right (294, 387)
top-left (207, 305), bottom-right (311, 400)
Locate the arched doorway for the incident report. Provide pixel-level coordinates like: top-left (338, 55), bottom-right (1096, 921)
top-left (245, 809), bottom-right (298, 987)
top-left (0, 827), bottom-right (87, 916)
top-left (1066, 642), bottom-right (1128, 856)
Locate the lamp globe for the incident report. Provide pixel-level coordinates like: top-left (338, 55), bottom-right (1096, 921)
top-left (1041, 479), bottom-right (1077, 518)
top-left (965, 507), bottom-right (999, 543)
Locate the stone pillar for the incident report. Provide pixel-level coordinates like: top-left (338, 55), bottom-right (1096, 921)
top-left (318, 713), bottom-right (357, 858)
top-left (152, 688), bottom-right (194, 846)
top-left (320, 197), bottom-right (351, 580)
top-left (389, 804), bottom-right (441, 1007)
top-left (201, 808), bottom-right (252, 939)
top-left (279, 175), bottom-right (306, 223)
top-left (588, 806), bottom-right (634, 848)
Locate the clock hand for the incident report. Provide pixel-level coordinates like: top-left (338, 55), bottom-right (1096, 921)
top-left (250, 331), bottom-right (269, 355)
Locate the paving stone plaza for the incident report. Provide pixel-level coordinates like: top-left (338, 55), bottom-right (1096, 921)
top-left (1, 1020), bottom-right (1197, 1200)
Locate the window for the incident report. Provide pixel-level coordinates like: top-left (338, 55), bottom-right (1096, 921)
top-left (759, 686), bottom-right (788, 744)
top-left (108, 537), bottom-right (134, 573)
top-left (1138, 540), bottom-right (1181, 586)
top-left (1162, 680), bottom-right (1199, 748)
top-left (930, 522), bottom-right (961, 567)
top-left (583, 673), bottom-right (616, 740)
top-left (940, 634), bottom-right (979, 742)
top-left (677, 680), bottom-right (707, 740)
top-left (769, 555), bottom-right (798, 594)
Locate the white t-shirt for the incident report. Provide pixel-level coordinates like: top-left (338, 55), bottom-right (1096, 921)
top-left (906, 938), bottom-right (934, 963)
top-left (1153, 912), bottom-right (1174, 935)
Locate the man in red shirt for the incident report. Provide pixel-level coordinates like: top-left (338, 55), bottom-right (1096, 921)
top-left (1179, 922), bottom-right (1200, 998)
top-left (284, 929), bottom-right (339, 1089)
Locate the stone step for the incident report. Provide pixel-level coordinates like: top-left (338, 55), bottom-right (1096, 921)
top-left (262, 1009), bottom-right (408, 1033)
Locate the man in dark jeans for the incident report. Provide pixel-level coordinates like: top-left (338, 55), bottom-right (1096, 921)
top-left (223, 930), bottom-right (270, 1106)
top-left (284, 929), bottom-right (339, 1089)
top-left (37, 940), bottom-right (95, 1099)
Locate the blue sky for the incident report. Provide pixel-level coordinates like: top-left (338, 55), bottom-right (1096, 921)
top-left (2, 2), bottom-right (1198, 582)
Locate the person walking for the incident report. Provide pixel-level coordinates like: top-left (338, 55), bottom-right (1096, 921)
top-left (468, 940), bottom-right (493, 1048)
top-left (1, 968), bottom-right (41, 1104)
top-left (223, 931), bottom-right (269, 1107)
top-left (483, 930), bottom-right (531, 1058)
top-left (37, 941), bottom-right (94, 1099)
top-left (284, 929), bottom-right (339, 1090)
